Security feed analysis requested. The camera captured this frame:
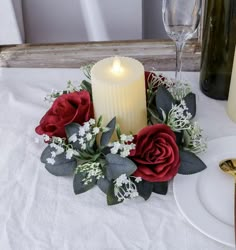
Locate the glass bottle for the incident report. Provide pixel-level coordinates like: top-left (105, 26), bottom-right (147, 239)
top-left (200, 0), bottom-right (236, 100)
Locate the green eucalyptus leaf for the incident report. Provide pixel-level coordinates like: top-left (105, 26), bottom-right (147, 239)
top-left (45, 161), bottom-right (76, 176)
top-left (174, 131), bottom-right (184, 146)
top-left (178, 150), bottom-right (207, 175)
top-left (152, 181), bottom-right (168, 195)
top-left (97, 116), bottom-right (103, 127)
top-left (65, 123), bottom-right (82, 150)
top-left (156, 86), bottom-right (175, 120)
top-left (73, 172), bottom-right (96, 194)
top-left (116, 124), bottom-right (121, 140)
top-left (183, 92), bottom-right (196, 119)
top-left (135, 180), bottom-right (153, 200)
top-left (97, 177), bottom-right (111, 194)
top-left (40, 145), bottom-right (54, 163)
top-left (100, 117), bottom-right (116, 147)
top-left (41, 146), bottom-right (76, 176)
top-left (106, 153), bottom-right (137, 180)
top-left (107, 183), bottom-right (123, 205)
top-left (65, 123), bottom-right (81, 139)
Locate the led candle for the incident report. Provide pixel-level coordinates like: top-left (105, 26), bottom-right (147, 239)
top-left (227, 46), bottom-right (236, 122)
top-left (91, 56), bottom-right (147, 137)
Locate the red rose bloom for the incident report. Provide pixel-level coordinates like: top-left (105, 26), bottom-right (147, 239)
top-left (35, 91), bottom-right (94, 138)
top-left (130, 124), bottom-right (180, 182)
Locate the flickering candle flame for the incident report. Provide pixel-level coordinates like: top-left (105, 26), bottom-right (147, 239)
top-left (112, 56), bottom-right (123, 74)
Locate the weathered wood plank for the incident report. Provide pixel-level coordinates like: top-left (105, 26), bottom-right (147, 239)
top-left (0, 40), bottom-right (201, 71)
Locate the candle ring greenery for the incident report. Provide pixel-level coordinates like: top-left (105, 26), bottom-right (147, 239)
top-left (35, 65), bottom-right (207, 205)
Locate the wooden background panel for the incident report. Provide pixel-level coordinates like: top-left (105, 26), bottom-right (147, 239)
top-left (0, 40), bottom-right (201, 71)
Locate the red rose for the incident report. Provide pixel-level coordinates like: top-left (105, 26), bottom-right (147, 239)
top-left (130, 124), bottom-right (180, 182)
top-left (35, 91), bottom-right (94, 138)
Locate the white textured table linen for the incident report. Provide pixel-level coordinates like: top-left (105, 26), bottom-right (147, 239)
top-left (0, 68), bottom-right (236, 250)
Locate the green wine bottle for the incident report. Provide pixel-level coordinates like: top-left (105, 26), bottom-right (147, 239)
top-left (200, 0), bottom-right (236, 100)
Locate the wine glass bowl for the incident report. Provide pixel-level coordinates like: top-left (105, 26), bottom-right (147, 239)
top-left (162, 0), bottom-right (202, 81)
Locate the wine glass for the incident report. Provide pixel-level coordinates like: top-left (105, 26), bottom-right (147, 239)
top-left (162, 0), bottom-right (202, 81)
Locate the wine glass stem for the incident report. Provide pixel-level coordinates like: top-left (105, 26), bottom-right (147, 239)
top-left (175, 41), bottom-right (185, 82)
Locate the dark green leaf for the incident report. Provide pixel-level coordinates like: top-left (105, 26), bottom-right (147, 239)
top-left (178, 150), bottom-right (207, 175)
top-left (155, 86), bottom-right (175, 120)
top-left (45, 160), bottom-right (76, 176)
top-left (101, 146), bottom-right (111, 156)
top-left (97, 177), bottom-right (111, 194)
top-left (40, 145), bottom-right (77, 176)
top-left (100, 117), bottom-right (116, 147)
top-left (97, 116), bottom-right (103, 127)
top-left (65, 123), bottom-right (81, 139)
top-left (65, 123), bottom-right (82, 150)
top-left (183, 92), bottom-right (196, 119)
top-left (152, 181), bottom-right (168, 195)
top-left (175, 131), bottom-right (183, 146)
top-left (81, 80), bottom-right (92, 94)
top-left (73, 172), bottom-right (96, 194)
top-left (116, 124), bottom-right (121, 140)
top-left (106, 154), bottom-right (137, 180)
top-left (136, 180), bottom-right (153, 200)
top-left (41, 146), bottom-right (76, 176)
top-left (107, 183), bottom-right (123, 205)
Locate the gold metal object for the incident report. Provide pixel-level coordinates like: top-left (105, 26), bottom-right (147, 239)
top-left (219, 159), bottom-right (236, 178)
top-left (219, 158), bottom-right (236, 246)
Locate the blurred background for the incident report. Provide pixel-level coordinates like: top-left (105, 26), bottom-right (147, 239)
top-left (1, 0), bottom-right (169, 45)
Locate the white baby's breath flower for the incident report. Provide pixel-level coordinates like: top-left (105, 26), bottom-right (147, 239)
top-left (126, 135), bottom-right (134, 142)
top-left (43, 134), bottom-right (50, 141)
top-left (51, 151), bottom-right (56, 158)
top-left (167, 100), bottom-right (192, 132)
top-left (120, 150), bottom-right (129, 158)
top-left (69, 133), bottom-right (77, 143)
top-left (83, 122), bottom-right (90, 132)
top-left (81, 144), bottom-right (86, 150)
top-left (86, 133), bottom-right (92, 141)
top-left (130, 191), bottom-right (139, 198)
top-left (46, 158), bottom-right (55, 165)
top-left (79, 127), bottom-right (85, 136)
top-left (56, 146), bottom-right (64, 155)
top-left (89, 119), bottom-right (96, 125)
top-left (55, 137), bottom-right (63, 144)
top-left (114, 174), bottom-right (139, 202)
top-left (92, 127), bottom-right (100, 135)
top-left (50, 143), bottom-right (57, 148)
top-left (78, 138), bottom-right (85, 145)
top-left (120, 134), bottom-right (127, 142)
top-left (115, 174), bottom-right (128, 187)
top-left (111, 147), bottom-right (118, 154)
top-left (135, 177), bottom-right (142, 183)
top-left (66, 148), bottom-right (74, 159)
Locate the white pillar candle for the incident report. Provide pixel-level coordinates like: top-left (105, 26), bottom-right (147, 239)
top-left (91, 56), bottom-right (147, 137)
top-left (227, 46), bottom-right (236, 122)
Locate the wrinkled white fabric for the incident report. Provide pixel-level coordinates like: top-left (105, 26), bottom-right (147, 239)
top-left (0, 68), bottom-right (235, 250)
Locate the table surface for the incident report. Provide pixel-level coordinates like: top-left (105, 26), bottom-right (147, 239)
top-left (0, 68), bottom-right (236, 250)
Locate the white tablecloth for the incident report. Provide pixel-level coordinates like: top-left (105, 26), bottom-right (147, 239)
top-left (0, 68), bottom-right (236, 250)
